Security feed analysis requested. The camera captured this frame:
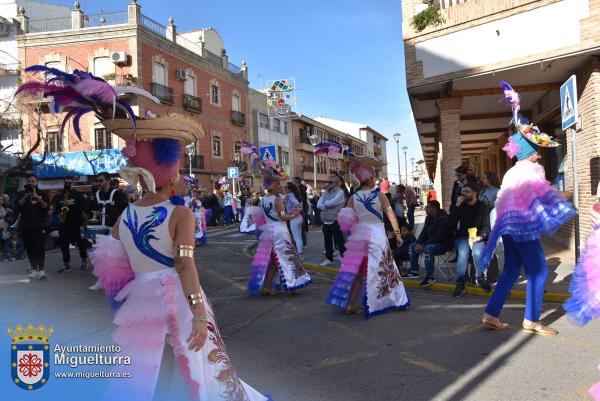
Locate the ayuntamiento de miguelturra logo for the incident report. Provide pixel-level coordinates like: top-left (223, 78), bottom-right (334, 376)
top-left (8, 323), bottom-right (53, 391)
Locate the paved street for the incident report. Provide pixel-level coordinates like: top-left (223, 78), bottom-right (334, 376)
top-left (1, 227), bottom-right (599, 401)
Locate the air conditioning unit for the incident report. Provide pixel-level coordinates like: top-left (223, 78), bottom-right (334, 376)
top-left (111, 51), bottom-right (128, 64)
top-left (176, 69), bottom-right (187, 81)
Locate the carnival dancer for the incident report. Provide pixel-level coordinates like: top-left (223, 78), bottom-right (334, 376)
top-left (248, 159), bottom-right (312, 295)
top-left (564, 184), bottom-right (600, 399)
top-left (240, 192), bottom-right (259, 233)
top-left (17, 65), bottom-right (271, 401)
top-left (480, 81), bottom-right (576, 335)
top-left (191, 197), bottom-right (207, 246)
top-left (327, 157), bottom-right (409, 317)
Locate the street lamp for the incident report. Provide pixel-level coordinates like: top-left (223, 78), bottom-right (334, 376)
top-left (411, 157), bottom-right (415, 185)
top-left (402, 146), bottom-right (408, 185)
top-left (309, 132), bottom-right (322, 189)
top-left (186, 143), bottom-right (195, 176)
top-left (393, 133), bottom-right (401, 184)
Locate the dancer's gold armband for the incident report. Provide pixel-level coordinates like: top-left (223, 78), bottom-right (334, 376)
top-left (175, 244), bottom-right (194, 258)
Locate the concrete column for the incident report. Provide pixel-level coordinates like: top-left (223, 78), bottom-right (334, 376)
top-left (71, 1), bottom-right (84, 30)
top-left (17, 7), bottom-right (29, 34)
top-left (436, 97), bottom-right (463, 211)
top-left (166, 17), bottom-right (176, 42)
top-left (128, 0), bottom-right (140, 25)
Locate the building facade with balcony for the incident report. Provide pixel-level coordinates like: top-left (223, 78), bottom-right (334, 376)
top-left (403, 0), bottom-right (600, 247)
top-left (315, 117), bottom-right (388, 177)
top-left (15, 0), bottom-right (249, 188)
top-left (290, 113), bottom-right (367, 188)
top-left (247, 88), bottom-right (292, 176)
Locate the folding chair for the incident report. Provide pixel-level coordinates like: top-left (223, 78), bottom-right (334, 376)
top-left (435, 252), bottom-right (456, 282)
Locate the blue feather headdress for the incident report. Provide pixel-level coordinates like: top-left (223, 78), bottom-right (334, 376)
top-left (15, 65), bottom-right (159, 141)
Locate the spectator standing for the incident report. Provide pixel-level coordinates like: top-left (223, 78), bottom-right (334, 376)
top-left (54, 177), bottom-right (89, 273)
top-left (406, 200), bottom-right (452, 286)
top-left (309, 189), bottom-right (321, 226)
top-left (285, 182), bottom-right (304, 255)
top-left (379, 177), bottom-right (390, 194)
top-left (292, 177), bottom-right (309, 247)
top-left (427, 185), bottom-right (437, 202)
top-left (3, 228), bottom-right (25, 260)
top-left (480, 171), bottom-right (501, 210)
top-left (90, 172), bottom-right (128, 228)
top-left (223, 190), bottom-right (234, 227)
top-left (404, 185), bottom-right (418, 230)
top-left (391, 185), bottom-right (406, 224)
top-left (317, 174), bottom-right (346, 266)
top-left (0, 195), bottom-right (7, 231)
top-left (15, 174), bottom-right (50, 279)
top-left (203, 190), bottom-right (218, 225)
top-left (449, 181), bottom-right (491, 297)
top-left (450, 165), bottom-right (477, 211)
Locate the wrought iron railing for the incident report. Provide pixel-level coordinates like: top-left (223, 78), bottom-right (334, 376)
top-left (140, 14), bottom-right (167, 37)
top-left (183, 94), bottom-right (202, 113)
top-left (85, 11), bottom-right (128, 28)
top-left (29, 17), bottom-right (71, 33)
top-left (151, 82), bottom-right (174, 104)
top-left (0, 152), bottom-right (20, 168)
top-left (231, 110), bottom-right (245, 126)
top-left (185, 155), bottom-right (204, 170)
top-left (227, 62), bottom-right (241, 74)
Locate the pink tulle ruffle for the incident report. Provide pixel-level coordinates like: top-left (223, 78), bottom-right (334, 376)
top-left (89, 235), bottom-right (134, 297)
top-left (338, 207), bottom-right (358, 234)
top-left (253, 207), bottom-right (267, 230)
top-left (339, 223), bottom-right (370, 275)
top-left (496, 160), bottom-right (560, 215)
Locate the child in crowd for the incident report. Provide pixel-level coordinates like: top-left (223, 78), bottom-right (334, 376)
top-left (3, 229), bottom-right (25, 261)
top-left (395, 224), bottom-right (416, 273)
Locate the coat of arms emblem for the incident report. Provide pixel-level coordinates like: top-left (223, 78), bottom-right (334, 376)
top-left (7, 323), bottom-right (53, 390)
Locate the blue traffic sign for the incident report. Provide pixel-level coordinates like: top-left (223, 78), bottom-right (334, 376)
top-left (227, 167), bottom-right (239, 179)
top-left (561, 75), bottom-right (578, 130)
top-left (259, 145), bottom-right (277, 163)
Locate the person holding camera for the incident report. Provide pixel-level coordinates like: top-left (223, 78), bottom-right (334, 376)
top-left (15, 174), bottom-right (50, 279)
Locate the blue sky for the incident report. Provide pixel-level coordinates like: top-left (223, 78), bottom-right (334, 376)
top-left (49, 0), bottom-right (421, 183)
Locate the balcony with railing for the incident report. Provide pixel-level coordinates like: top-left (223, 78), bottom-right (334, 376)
top-left (19, 2), bottom-right (247, 81)
top-left (231, 110), bottom-right (245, 126)
top-left (184, 155), bottom-right (205, 171)
top-left (152, 83), bottom-right (174, 104)
top-left (183, 95), bottom-right (202, 113)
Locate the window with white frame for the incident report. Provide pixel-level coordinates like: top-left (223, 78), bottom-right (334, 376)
top-left (273, 119), bottom-right (281, 133)
top-left (210, 84), bottom-right (220, 105)
top-left (232, 93), bottom-right (240, 112)
top-left (94, 128), bottom-right (112, 150)
top-left (212, 136), bottom-right (222, 157)
top-left (184, 75), bottom-right (196, 96)
top-left (45, 130), bottom-right (59, 153)
top-left (281, 150), bottom-right (289, 165)
top-left (234, 141), bottom-right (241, 155)
top-left (153, 62), bottom-right (166, 85)
top-left (258, 113), bottom-right (269, 128)
top-left (94, 57), bottom-right (115, 80)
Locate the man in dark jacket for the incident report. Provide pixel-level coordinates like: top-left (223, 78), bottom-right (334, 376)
top-left (53, 177), bottom-right (88, 273)
top-left (15, 174), bottom-right (50, 280)
top-left (449, 181), bottom-right (491, 297)
top-left (89, 172), bottom-right (128, 228)
top-left (450, 165), bottom-right (478, 212)
top-left (406, 200), bottom-right (451, 286)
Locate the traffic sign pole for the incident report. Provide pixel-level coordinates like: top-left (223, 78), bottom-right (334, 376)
top-left (571, 127), bottom-right (580, 261)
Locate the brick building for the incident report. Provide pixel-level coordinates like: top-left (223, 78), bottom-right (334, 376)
top-left (15, 1), bottom-right (249, 188)
top-left (403, 0), bottom-right (600, 248)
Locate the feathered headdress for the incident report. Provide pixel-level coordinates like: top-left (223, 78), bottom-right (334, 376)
top-left (499, 81), bottom-right (559, 151)
top-left (240, 141), bottom-right (260, 171)
top-left (15, 65), bottom-right (160, 140)
top-left (314, 140), bottom-right (343, 156)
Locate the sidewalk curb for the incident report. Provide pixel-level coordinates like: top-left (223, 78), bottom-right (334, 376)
top-left (302, 262), bottom-right (569, 304)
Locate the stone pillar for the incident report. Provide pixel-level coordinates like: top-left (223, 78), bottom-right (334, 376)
top-left (17, 7), bottom-right (29, 34)
top-left (128, 0), bottom-right (140, 25)
top-left (436, 97), bottom-right (463, 211)
top-left (166, 17), bottom-right (176, 42)
top-left (221, 49), bottom-right (228, 69)
top-left (71, 1), bottom-right (84, 30)
top-left (241, 61), bottom-right (248, 81)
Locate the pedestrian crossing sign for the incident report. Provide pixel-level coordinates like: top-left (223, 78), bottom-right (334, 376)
top-left (259, 145), bottom-right (277, 163)
top-left (561, 75), bottom-right (578, 130)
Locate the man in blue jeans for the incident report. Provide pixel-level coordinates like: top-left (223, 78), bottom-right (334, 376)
top-left (449, 181), bottom-right (491, 297)
top-left (405, 200), bottom-right (451, 287)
